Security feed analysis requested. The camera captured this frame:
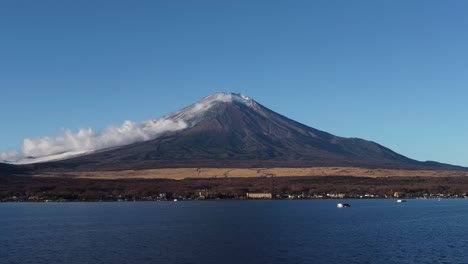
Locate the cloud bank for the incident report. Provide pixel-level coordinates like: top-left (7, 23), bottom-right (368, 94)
top-left (1, 117), bottom-right (188, 163)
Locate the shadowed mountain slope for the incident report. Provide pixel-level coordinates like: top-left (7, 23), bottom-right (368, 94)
top-left (0, 163), bottom-right (31, 175)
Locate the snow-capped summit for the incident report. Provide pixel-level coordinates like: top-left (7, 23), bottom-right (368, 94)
top-left (163, 92), bottom-right (257, 126)
top-left (201, 92), bottom-right (254, 106)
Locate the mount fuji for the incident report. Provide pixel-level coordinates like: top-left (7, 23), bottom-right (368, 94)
top-left (2, 92), bottom-right (464, 172)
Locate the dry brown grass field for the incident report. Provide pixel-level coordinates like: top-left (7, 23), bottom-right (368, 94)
top-left (34, 167), bottom-right (468, 180)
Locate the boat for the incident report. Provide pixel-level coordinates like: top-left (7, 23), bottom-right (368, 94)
top-left (337, 203), bottom-right (351, 208)
top-left (396, 199), bottom-right (406, 203)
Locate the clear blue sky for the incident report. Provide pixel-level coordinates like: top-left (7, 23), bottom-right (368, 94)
top-left (1, 0), bottom-right (467, 166)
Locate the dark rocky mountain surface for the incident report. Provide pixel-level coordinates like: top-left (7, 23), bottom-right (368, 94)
top-left (0, 163), bottom-right (30, 175)
top-left (14, 92), bottom-right (463, 173)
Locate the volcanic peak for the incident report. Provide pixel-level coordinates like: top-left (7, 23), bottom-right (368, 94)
top-left (3, 91), bottom-right (466, 171)
top-left (202, 92), bottom-right (252, 105)
top-left (164, 92), bottom-right (256, 124)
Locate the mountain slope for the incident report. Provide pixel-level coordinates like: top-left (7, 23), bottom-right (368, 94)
top-left (0, 162), bottom-right (31, 175)
top-left (27, 92), bottom-right (463, 172)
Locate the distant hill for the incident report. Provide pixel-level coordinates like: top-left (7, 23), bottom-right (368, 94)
top-left (13, 92), bottom-right (463, 173)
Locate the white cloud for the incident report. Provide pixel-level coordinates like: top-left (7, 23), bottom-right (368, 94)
top-left (0, 150), bottom-right (21, 162)
top-left (1, 117), bottom-right (187, 163)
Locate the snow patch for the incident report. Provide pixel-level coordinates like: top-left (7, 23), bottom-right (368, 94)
top-left (205, 92), bottom-right (252, 106)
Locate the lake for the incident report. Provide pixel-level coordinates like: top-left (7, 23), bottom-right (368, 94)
top-left (1, 200), bottom-right (467, 264)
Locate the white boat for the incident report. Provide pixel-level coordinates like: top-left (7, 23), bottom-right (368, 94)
top-left (337, 203), bottom-right (351, 208)
top-left (396, 199), bottom-right (406, 203)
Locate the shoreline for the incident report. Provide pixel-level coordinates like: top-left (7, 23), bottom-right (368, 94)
top-left (3, 174), bottom-right (468, 203)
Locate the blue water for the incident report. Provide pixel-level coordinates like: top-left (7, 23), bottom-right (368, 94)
top-left (1, 200), bottom-right (468, 264)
